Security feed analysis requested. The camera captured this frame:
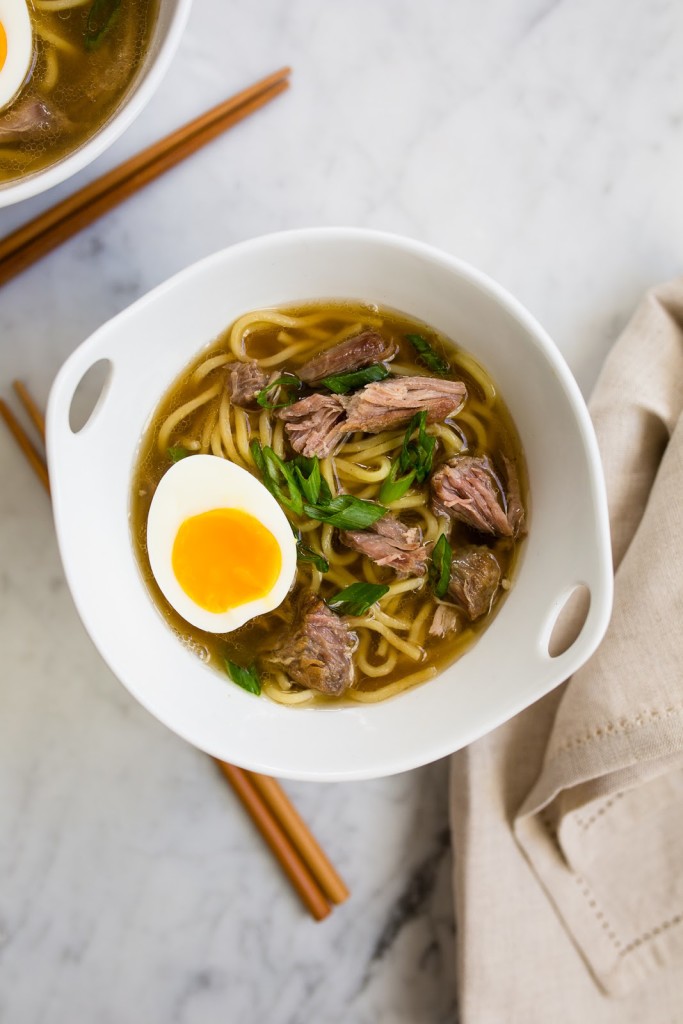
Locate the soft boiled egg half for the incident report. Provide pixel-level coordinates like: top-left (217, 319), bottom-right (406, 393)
top-left (0, 0), bottom-right (33, 112)
top-left (146, 454), bottom-right (297, 633)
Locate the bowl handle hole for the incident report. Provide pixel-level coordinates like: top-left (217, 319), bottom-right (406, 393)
top-left (547, 584), bottom-right (591, 658)
top-left (68, 359), bottom-right (113, 434)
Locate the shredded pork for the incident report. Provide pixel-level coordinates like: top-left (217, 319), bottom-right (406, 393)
top-left (298, 330), bottom-right (396, 384)
top-left (266, 592), bottom-right (357, 696)
top-left (340, 516), bottom-right (429, 577)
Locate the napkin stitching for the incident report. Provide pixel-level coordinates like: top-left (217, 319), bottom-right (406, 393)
top-left (573, 874), bottom-right (624, 953)
top-left (573, 793), bottom-right (624, 832)
top-left (547, 807), bottom-right (683, 967)
top-left (616, 913), bottom-right (683, 961)
top-left (557, 703), bottom-right (683, 753)
top-left (543, 817), bottom-right (625, 952)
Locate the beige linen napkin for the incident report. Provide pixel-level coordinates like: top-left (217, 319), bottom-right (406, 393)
top-left (451, 280), bottom-right (683, 1022)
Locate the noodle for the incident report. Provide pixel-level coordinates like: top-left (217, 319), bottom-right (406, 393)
top-left (192, 353), bottom-right (232, 384)
top-left (34, 24), bottom-right (79, 54)
top-left (347, 667), bottom-right (438, 702)
top-left (233, 408), bottom-right (253, 465)
top-left (344, 617), bottom-right (424, 660)
top-left (217, 391), bottom-right (244, 466)
top-left (35, 0), bottom-right (90, 10)
top-left (335, 457), bottom-right (391, 483)
top-left (41, 49), bottom-right (60, 91)
top-left (157, 382), bottom-right (221, 453)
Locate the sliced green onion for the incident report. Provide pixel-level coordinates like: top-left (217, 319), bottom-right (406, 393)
top-left (399, 410), bottom-right (436, 483)
top-left (327, 582), bottom-right (390, 616)
top-left (428, 534), bottom-right (452, 599)
top-left (251, 445), bottom-right (384, 528)
top-left (168, 446), bottom-right (192, 463)
top-left (256, 374), bottom-right (302, 410)
top-left (321, 363), bottom-right (390, 394)
top-left (250, 441), bottom-right (304, 517)
top-left (296, 541), bottom-right (329, 573)
top-left (379, 411), bottom-right (435, 502)
top-left (406, 333), bottom-right (450, 376)
top-left (379, 460), bottom-right (416, 504)
top-left (224, 659), bottom-right (261, 695)
top-left (303, 495), bottom-right (387, 530)
top-left (292, 455), bottom-right (322, 505)
top-left (85, 0), bottom-right (121, 50)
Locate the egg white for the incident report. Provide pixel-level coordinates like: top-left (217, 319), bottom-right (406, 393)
top-left (0, 0), bottom-right (33, 113)
top-left (146, 454), bottom-right (297, 633)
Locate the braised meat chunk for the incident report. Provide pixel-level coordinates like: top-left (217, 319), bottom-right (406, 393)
top-left (344, 377), bottom-right (467, 433)
top-left (0, 98), bottom-right (63, 144)
top-left (267, 592), bottom-right (357, 696)
top-left (225, 360), bottom-right (269, 409)
top-left (298, 330), bottom-right (396, 384)
top-left (448, 546), bottom-right (501, 620)
top-left (429, 603), bottom-right (460, 638)
top-left (278, 392), bottom-right (347, 457)
top-left (431, 455), bottom-right (514, 536)
top-left (503, 455), bottom-right (526, 537)
top-left (340, 516), bottom-right (429, 577)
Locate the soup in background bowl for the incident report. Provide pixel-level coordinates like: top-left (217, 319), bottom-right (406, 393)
top-left (0, 0), bottom-right (192, 206)
top-left (46, 228), bottom-right (613, 780)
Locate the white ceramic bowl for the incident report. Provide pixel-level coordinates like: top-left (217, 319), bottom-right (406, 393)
top-left (47, 228), bottom-right (613, 780)
top-left (0, 0), bottom-right (192, 208)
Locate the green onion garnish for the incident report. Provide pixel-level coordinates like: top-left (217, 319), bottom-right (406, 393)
top-left (256, 374), bottom-right (302, 410)
top-left (250, 445), bottom-right (386, 529)
top-left (296, 541), bottom-right (329, 573)
top-left (168, 446), bottom-right (192, 463)
top-left (406, 333), bottom-right (450, 376)
top-left (428, 534), bottom-right (452, 599)
top-left (379, 411), bottom-right (435, 503)
top-left (250, 441), bottom-right (304, 517)
top-left (224, 659), bottom-right (261, 695)
top-left (292, 455), bottom-right (323, 505)
top-left (379, 460), bottom-right (416, 504)
top-left (84, 0), bottom-right (121, 50)
top-left (321, 364), bottom-right (390, 394)
top-left (327, 582), bottom-right (390, 616)
top-left (303, 495), bottom-right (387, 530)
top-left (400, 410), bottom-right (436, 483)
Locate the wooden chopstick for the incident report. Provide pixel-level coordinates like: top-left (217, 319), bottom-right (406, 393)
top-left (1, 380), bottom-right (348, 921)
top-left (12, 380), bottom-right (46, 442)
top-left (216, 762), bottom-right (331, 921)
top-left (0, 67), bottom-right (291, 288)
top-left (247, 770), bottom-right (349, 904)
top-left (0, 398), bottom-right (50, 494)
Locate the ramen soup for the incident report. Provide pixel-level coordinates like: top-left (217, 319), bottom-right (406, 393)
top-left (131, 302), bottom-right (529, 706)
top-left (0, 0), bottom-right (157, 185)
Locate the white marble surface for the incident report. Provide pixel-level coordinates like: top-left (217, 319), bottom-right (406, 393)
top-left (2, 0), bottom-right (683, 1020)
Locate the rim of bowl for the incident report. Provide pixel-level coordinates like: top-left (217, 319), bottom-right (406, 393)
top-left (0, 0), bottom-right (194, 209)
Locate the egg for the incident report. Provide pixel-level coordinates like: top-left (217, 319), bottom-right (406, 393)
top-left (0, 0), bottom-right (33, 113)
top-left (146, 454), bottom-right (297, 633)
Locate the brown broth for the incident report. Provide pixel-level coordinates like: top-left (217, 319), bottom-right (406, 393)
top-left (130, 301), bottom-right (528, 706)
top-left (0, 0), bottom-right (158, 185)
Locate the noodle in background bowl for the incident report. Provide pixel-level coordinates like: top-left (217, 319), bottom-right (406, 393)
top-left (0, 0), bottom-right (192, 208)
top-left (46, 228), bottom-right (613, 781)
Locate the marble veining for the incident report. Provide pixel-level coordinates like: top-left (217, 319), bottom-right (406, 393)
top-left (3, 0), bottom-right (683, 1019)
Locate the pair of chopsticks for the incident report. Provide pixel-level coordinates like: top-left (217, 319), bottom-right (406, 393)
top-left (0, 383), bottom-right (349, 921)
top-left (0, 66), bottom-right (291, 287)
top-left (0, 65), bottom-right (345, 922)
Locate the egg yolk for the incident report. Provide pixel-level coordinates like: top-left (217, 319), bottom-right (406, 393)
top-left (0, 22), bottom-right (7, 73)
top-left (172, 508), bottom-right (282, 614)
